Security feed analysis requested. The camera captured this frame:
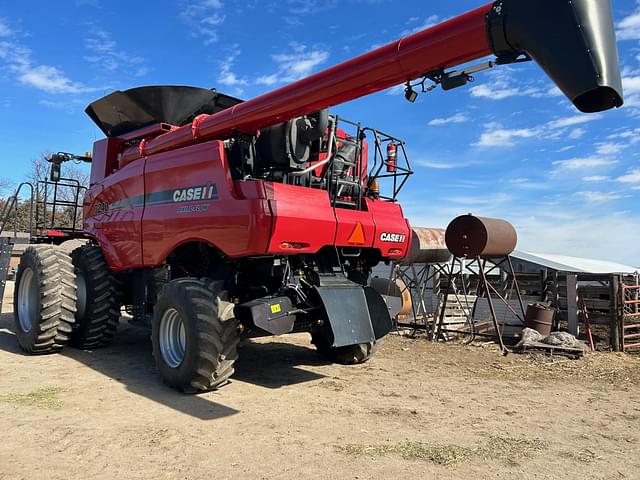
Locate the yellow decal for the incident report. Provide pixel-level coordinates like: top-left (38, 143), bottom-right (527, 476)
top-left (271, 304), bottom-right (282, 314)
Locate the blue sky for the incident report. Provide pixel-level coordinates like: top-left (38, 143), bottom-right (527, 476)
top-left (0, 0), bottom-right (639, 264)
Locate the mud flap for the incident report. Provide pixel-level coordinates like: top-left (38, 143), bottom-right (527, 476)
top-left (315, 284), bottom-right (393, 348)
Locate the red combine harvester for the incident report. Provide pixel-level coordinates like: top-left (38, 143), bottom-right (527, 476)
top-left (2, 0), bottom-right (624, 392)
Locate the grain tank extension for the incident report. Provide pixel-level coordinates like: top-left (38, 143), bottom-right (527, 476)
top-left (7, 0), bottom-right (623, 392)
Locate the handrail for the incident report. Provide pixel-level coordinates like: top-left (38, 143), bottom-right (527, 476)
top-left (0, 182), bottom-right (35, 239)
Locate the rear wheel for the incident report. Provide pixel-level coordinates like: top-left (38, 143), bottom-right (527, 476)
top-left (311, 332), bottom-right (378, 365)
top-left (13, 246), bottom-right (76, 354)
top-left (152, 278), bottom-right (240, 393)
top-left (71, 245), bottom-right (122, 349)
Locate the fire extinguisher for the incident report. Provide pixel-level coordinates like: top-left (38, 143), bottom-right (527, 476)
top-left (386, 143), bottom-right (397, 173)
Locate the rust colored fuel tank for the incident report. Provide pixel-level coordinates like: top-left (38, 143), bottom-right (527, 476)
top-left (445, 215), bottom-right (517, 259)
top-left (402, 228), bottom-right (452, 265)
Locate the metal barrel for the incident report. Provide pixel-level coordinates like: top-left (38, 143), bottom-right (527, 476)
top-left (401, 228), bottom-right (452, 265)
top-left (523, 303), bottom-right (556, 337)
top-left (445, 215), bottom-right (517, 259)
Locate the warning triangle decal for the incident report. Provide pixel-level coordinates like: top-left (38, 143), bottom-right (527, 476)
top-left (348, 222), bottom-right (366, 245)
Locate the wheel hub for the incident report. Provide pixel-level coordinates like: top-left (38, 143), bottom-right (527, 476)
top-left (159, 308), bottom-right (187, 368)
top-left (17, 268), bottom-right (38, 333)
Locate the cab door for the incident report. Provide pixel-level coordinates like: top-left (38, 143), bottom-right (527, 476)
top-left (83, 159), bottom-right (145, 270)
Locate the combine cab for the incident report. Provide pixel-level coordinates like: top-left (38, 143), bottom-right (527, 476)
top-left (3, 0), bottom-right (624, 392)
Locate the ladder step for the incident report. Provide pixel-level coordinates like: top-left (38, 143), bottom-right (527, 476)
top-left (334, 199), bottom-right (357, 208)
top-left (336, 178), bottom-right (361, 188)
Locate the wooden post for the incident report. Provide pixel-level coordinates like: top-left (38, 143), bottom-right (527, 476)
top-left (540, 269), bottom-right (548, 302)
top-left (610, 275), bottom-right (621, 352)
top-left (566, 274), bottom-right (579, 336)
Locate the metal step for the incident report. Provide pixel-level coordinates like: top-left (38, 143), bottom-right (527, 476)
top-left (0, 237), bottom-right (15, 315)
top-left (336, 178), bottom-right (361, 188)
top-left (334, 199), bottom-right (358, 208)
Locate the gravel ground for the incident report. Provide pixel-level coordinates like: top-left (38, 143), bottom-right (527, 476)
top-left (0, 281), bottom-right (639, 480)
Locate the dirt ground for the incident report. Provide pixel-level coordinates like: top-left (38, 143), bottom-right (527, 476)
top-left (1, 282), bottom-right (639, 480)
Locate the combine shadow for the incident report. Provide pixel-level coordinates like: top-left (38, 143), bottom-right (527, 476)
top-left (234, 338), bottom-right (328, 389)
top-left (0, 309), bottom-right (327, 419)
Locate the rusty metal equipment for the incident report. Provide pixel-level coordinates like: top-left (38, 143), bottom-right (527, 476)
top-left (523, 303), bottom-right (555, 337)
top-left (445, 215), bottom-right (517, 259)
top-left (436, 216), bottom-right (526, 354)
top-left (371, 227), bottom-right (453, 334)
top-left (402, 228), bottom-right (452, 265)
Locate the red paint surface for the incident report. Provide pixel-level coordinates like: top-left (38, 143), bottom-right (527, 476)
top-left (85, 141), bottom-right (411, 270)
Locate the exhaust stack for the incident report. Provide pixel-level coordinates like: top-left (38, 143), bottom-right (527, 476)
top-left (488, 0), bottom-right (623, 113)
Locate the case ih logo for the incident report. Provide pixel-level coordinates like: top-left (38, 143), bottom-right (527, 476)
top-left (172, 185), bottom-right (218, 203)
top-left (380, 232), bottom-right (406, 243)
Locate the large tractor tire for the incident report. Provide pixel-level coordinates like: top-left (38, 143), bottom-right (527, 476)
top-left (13, 245), bottom-right (76, 354)
top-left (71, 245), bottom-right (122, 349)
top-left (151, 278), bottom-right (240, 393)
top-left (311, 332), bottom-right (379, 365)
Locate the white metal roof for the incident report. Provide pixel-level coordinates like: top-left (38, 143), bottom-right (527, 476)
top-left (513, 250), bottom-right (639, 275)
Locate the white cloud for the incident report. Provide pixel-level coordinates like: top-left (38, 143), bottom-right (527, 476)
top-left (475, 127), bottom-right (539, 147)
top-left (514, 214), bottom-right (640, 264)
top-left (84, 29), bottom-right (148, 77)
top-left (256, 44), bottom-right (329, 86)
top-left (624, 75), bottom-right (640, 94)
top-left (180, 0), bottom-right (225, 45)
top-left (623, 75), bottom-right (640, 108)
top-left (552, 157), bottom-right (617, 170)
top-left (216, 45), bottom-right (247, 96)
top-left (568, 128), bottom-right (585, 140)
top-left (0, 34), bottom-right (96, 94)
top-left (402, 15), bottom-right (439, 35)
top-left (557, 145), bottom-right (575, 153)
top-left (414, 159), bottom-right (465, 169)
top-left (0, 19), bottom-right (12, 37)
top-left (469, 68), bottom-right (549, 101)
top-left (428, 113), bottom-right (468, 126)
top-left (618, 169), bottom-right (640, 185)
top-left (18, 65), bottom-right (92, 94)
top-left (608, 127), bottom-right (640, 141)
top-left (577, 191), bottom-right (624, 203)
top-left (617, 5), bottom-right (640, 40)
top-left (474, 114), bottom-right (601, 148)
top-left (583, 176), bottom-right (610, 183)
top-left (596, 142), bottom-right (626, 156)
top-left (547, 114), bottom-right (601, 129)
top-left (283, 0), bottom-right (338, 26)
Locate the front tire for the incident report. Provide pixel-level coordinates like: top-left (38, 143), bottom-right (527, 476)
top-left (311, 332), bottom-right (378, 365)
top-left (152, 279), bottom-right (240, 393)
top-left (13, 246), bottom-right (76, 354)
